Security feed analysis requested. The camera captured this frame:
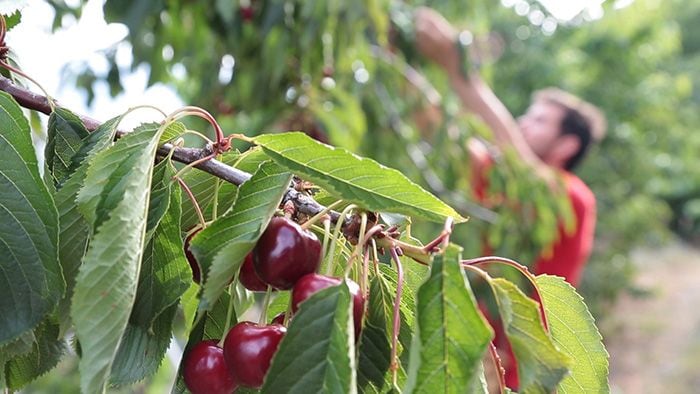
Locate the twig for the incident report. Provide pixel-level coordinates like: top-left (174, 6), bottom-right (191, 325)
top-left (0, 75), bottom-right (335, 222)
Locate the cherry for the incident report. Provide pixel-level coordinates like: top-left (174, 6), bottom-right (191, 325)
top-left (291, 273), bottom-right (365, 338)
top-left (240, 6), bottom-right (254, 22)
top-left (183, 340), bottom-right (237, 394)
top-left (270, 312), bottom-right (287, 325)
top-left (223, 322), bottom-right (286, 388)
top-left (253, 217), bottom-right (322, 290)
top-left (184, 228), bottom-right (202, 283)
top-left (239, 253), bottom-right (268, 291)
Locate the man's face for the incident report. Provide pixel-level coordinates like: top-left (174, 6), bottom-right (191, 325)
top-left (517, 100), bottom-right (566, 162)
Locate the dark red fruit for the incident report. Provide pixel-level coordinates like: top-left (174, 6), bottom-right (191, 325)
top-left (291, 273), bottom-right (365, 337)
top-left (223, 322), bottom-right (286, 388)
top-left (239, 253), bottom-right (268, 291)
top-left (183, 340), bottom-right (237, 394)
top-left (253, 217), bottom-right (322, 290)
top-left (240, 6), bottom-right (254, 22)
top-left (270, 312), bottom-right (287, 326)
top-left (184, 229), bottom-right (202, 283)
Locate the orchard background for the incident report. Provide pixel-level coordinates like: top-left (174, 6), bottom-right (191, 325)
top-left (1, 0), bottom-right (699, 392)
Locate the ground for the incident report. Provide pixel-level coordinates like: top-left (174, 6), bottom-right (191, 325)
top-left (605, 240), bottom-right (700, 393)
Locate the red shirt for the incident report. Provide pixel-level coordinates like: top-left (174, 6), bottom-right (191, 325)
top-left (532, 172), bottom-right (596, 287)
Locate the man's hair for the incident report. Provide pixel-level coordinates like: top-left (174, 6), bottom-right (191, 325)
top-left (533, 88), bottom-right (607, 171)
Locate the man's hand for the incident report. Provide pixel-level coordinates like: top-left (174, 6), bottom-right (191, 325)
top-left (414, 7), bottom-right (460, 76)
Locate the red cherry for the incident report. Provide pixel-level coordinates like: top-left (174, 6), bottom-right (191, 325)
top-left (270, 312), bottom-right (287, 325)
top-left (253, 217), bottom-right (322, 290)
top-left (184, 229), bottom-right (202, 283)
top-left (223, 322), bottom-right (286, 388)
top-left (240, 6), bottom-right (254, 22)
top-left (239, 253), bottom-right (268, 291)
top-left (183, 340), bottom-right (237, 394)
top-left (291, 273), bottom-right (365, 338)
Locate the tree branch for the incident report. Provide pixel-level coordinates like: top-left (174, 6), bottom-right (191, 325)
top-left (0, 75), bottom-right (333, 221)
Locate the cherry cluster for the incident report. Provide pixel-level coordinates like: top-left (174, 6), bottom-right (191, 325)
top-left (182, 216), bottom-right (365, 393)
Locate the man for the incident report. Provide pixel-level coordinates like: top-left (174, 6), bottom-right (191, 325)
top-left (413, 7), bottom-right (606, 388)
top-left (414, 7), bottom-right (606, 287)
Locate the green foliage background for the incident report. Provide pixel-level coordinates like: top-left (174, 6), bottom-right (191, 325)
top-left (48, 0), bottom-right (700, 316)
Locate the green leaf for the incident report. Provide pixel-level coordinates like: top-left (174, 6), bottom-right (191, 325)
top-left (66, 116), bottom-right (121, 177)
top-left (536, 275), bottom-right (610, 393)
top-left (189, 160), bottom-right (292, 311)
top-left (4, 320), bottom-right (67, 390)
top-left (45, 107), bottom-right (90, 184)
top-left (405, 244), bottom-right (493, 392)
top-left (145, 158), bottom-right (175, 236)
top-left (357, 322), bottom-right (392, 394)
top-left (110, 304), bottom-right (177, 385)
top-left (71, 122), bottom-right (165, 393)
top-left (0, 91), bottom-right (62, 345)
top-left (131, 160), bottom-right (190, 329)
top-left (54, 116), bottom-right (121, 333)
top-left (180, 147), bottom-right (268, 231)
top-left (266, 291), bottom-right (291, 322)
top-left (358, 273), bottom-right (401, 392)
top-left (490, 278), bottom-right (572, 393)
top-left (252, 132), bottom-right (466, 223)
top-left (159, 121), bottom-right (186, 144)
top-left (262, 284), bottom-right (356, 394)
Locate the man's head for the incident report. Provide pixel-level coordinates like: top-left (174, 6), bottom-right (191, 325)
top-left (518, 88), bottom-right (606, 171)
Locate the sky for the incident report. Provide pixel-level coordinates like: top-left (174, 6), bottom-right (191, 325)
top-left (5, 0), bottom-right (614, 129)
top-left (7, 0), bottom-right (183, 130)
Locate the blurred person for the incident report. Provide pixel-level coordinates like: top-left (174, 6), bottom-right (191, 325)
top-left (413, 7), bottom-right (607, 390)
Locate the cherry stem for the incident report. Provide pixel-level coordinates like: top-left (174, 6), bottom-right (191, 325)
top-left (309, 223), bottom-right (354, 263)
top-left (389, 247), bottom-right (405, 386)
top-left (361, 248), bottom-right (371, 299)
top-left (488, 342), bottom-right (507, 393)
top-left (176, 177), bottom-right (207, 229)
top-left (167, 106), bottom-right (226, 149)
top-left (181, 129), bottom-right (215, 145)
top-left (370, 239), bottom-right (380, 276)
top-left (320, 219), bottom-right (332, 267)
top-left (219, 280), bottom-right (239, 347)
top-left (345, 212), bottom-right (368, 278)
top-left (211, 175), bottom-right (221, 220)
top-left (259, 285), bottom-right (273, 325)
top-left (283, 296), bottom-right (293, 326)
top-left (173, 151), bottom-right (218, 180)
top-left (461, 256), bottom-right (549, 331)
top-left (380, 237), bottom-right (430, 265)
top-left (301, 200), bottom-right (343, 230)
top-left (422, 216), bottom-right (454, 253)
top-left (325, 204), bottom-right (357, 275)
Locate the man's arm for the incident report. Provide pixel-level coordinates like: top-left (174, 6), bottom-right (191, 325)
top-left (413, 8), bottom-right (550, 174)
